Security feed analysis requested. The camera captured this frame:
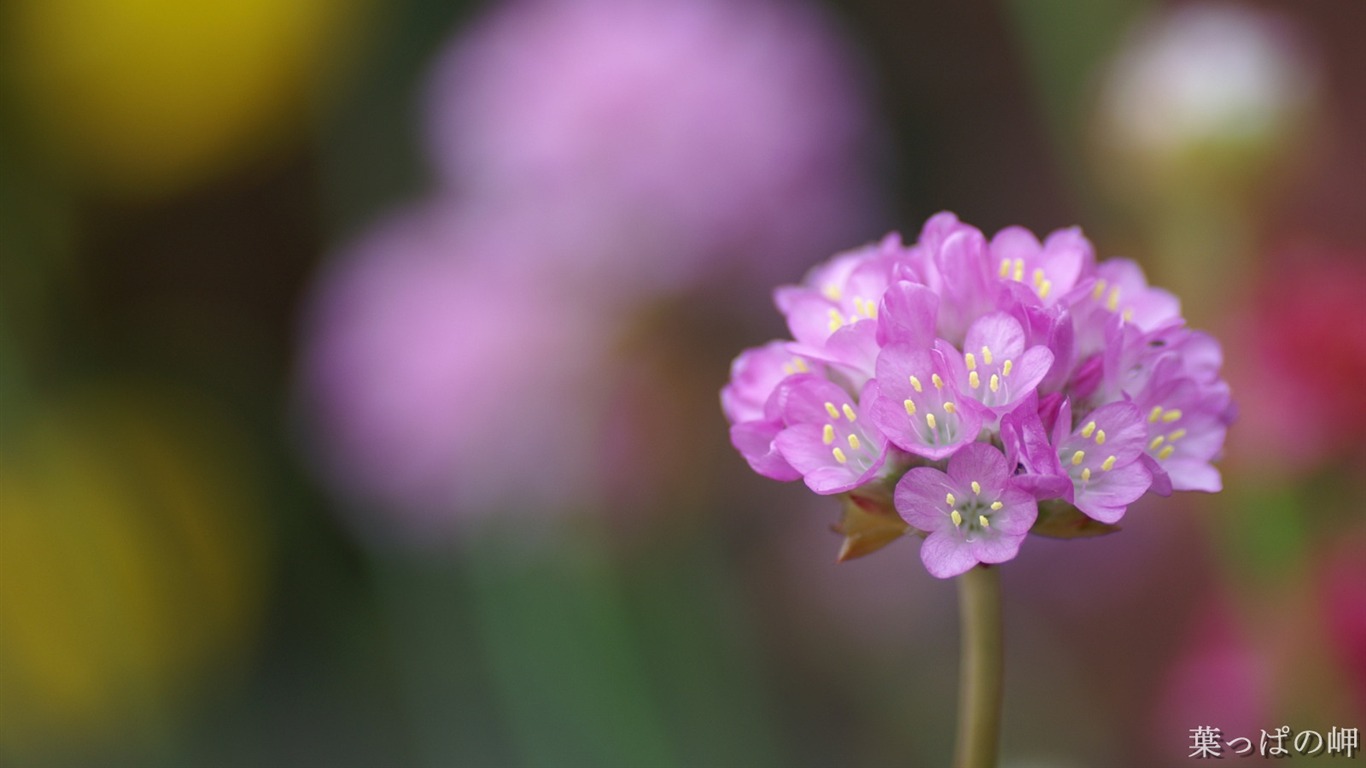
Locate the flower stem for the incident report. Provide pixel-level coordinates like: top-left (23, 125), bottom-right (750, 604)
top-left (954, 564), bottom-right (1003, 768)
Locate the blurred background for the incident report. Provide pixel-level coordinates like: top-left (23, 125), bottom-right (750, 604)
top-left (1, 0), bottom-right (1364, 765)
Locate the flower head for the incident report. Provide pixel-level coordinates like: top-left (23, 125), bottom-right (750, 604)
top-left (722, 212), bottom-right (1232, 577)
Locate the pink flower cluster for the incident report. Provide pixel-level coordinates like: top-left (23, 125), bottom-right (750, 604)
top-left (722, 213), bottom-right (1233, 577)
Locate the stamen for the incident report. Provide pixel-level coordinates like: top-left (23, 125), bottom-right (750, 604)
top-left (990, 501), bottom-right (1003, 511)
top-left (943, 401), bottom-right (957, 414)
top-left (1122, 308), bottom-right (1134, 323)
top-left (951, 510), bottom-right (963, 528)
top-left (847, 434), bottom-right (861, 450)
top-left (1081, 467), bottom-right (1091, 482)
top-left (828, 309), bottom-right (844, 332)
top-left (979, 515), bottom-right (990, 528)
top-left (904, 399), bottom-right (917, 415)
top-left (1081, 421), bottom-right (1097, 438)
top-left (971, 481), bottom-right (981, 495)
top-left (1032, 268), bottom-right (1045, 288)
top-left (910, 375), bottom-right (923, 393)
top-left (1162, 409), bottom-right (1182, 423)
top-left (1013, 259), bottom-right (1025, 282)
top-left (981, 346), bottom-right (993, 365)
top-left (931, 373), bottom-right (944, 390)
top-left (825, 402), bottom-right (840, 419)
top-left (946, 492), bottom-right (956, 507)
top-left (1101, 455), bottom-right (1116, 471)
top-left (926, 413), bottom-right (938, 430)
top-left (1092, 279), bottom-right (1107, 300)
top-left (1158, 445), bottom-right (1175, 460)
top-left (842, 403), bottom-right (857, 421)
top-left (1071, 450), bottom-right (1085, 465)
top-left (823, 424), bottom-right (835, 445)
top-left (989, 374), bottom-right (1000, 393)
top-left (823, 284), bottom-right (842, 301)
top-left (1039, 279), bottom-right (1053, 300)
top-left (1149, 406), bottom-right (1164, 423)
top-left (1095, 429), bottom-right (1107, 445)
top-left (965, 352), bottom-right (977, 371)
top-left (1149, 435), bottom-right (1165, 451)
top-left (1167, 428), bottom-right (1187, 442)
top-left (793, 358), bottom-right (810, 372)
top-left (998, 259), bottom-right (1011, 278)
top-left (1106, 286), bottom-right (1121, 312)
top-left (832, 447), bottom-right (848, 464)
top-left (1003, 359), bottom-right (1013, 377)
top-left (782, 363), bottom-right (794, 375)
top-left (969, 371), bottom-right (981, 389)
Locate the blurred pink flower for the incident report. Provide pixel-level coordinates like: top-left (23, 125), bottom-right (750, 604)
top-left (1151, 599), bottom-right (1272, 753)
top-left (1319, 531), bottom-right (1366, 714)
top-left (423, 0), bottom-right (884, 294)
top-left (1224, 250), bottom-right (1366, 472)
top-left (297, 203), bottom-right (610, 539)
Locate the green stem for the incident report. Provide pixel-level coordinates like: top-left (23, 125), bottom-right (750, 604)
top-left (954, 564), bottom-right (1003, 768)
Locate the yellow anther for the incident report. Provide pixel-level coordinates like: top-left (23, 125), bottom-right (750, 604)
top-left (989, 374), bottom-right (1000, 393)
top-left (951, 510), bottom-right (963, 528)
top-left (979, 515), bottom-right (991, 528)
top-left (1092, 279), bottom-right (1107, 300)
top-left (931, 373), bottom-right (944, 390)
top-left (965, 352), bottom-right (977, 371)
top-left (1071, 450), bottom-right (1085, 465)
top-left (823, 424), bottom-right (835, 445)
top-left (1149, 406), bottom-right (1164, 423)
top-left (1039, 280), bottom-right (1053, 300)
top-left (782, 364), bottom-right (795, 375)
top-left (1101, 455), bottom-right (1117, 471)
top-left (981, 346), bottom-right (993, 365)
top-left (1149, 435), bottom-right (1166, 451)
top-left (1013, 259), bottom-right (1025, 282)
top-left (904, 399), bottom-right (917, 415)
top-left (1081, 421), bottom-right (1097, 438)
top-left (969, 371), bottom-right (981, 389)
top-left (1081, 467), bottom-right (1091, 482)
top-left (828, 309), bottom-right (844, 332)
top-left (1106, 286), bottom-right (1121, 312)
top-left (990, 501), bottom-right (1003, 511)
top-left (1095, 429), bottom-right (1107, 445)
top-left (910, 375), bottom-right (923, 393)
top-left (1122, 308), bottom-right (1134, 323)
top-left (943, 401), bottom-right (957, 415)
top-left (1158, 445), bottom-right (1175, 460)
top-left (946, 492), bottom-right (956, 507)
top-left (1162, 409), bottom-right (1182, 423)
top-left (833, 447), bottom-right (848, 464)
top-left (842, 403), bottom-right (857, 421)
top-left (1003, 359), bottom-right (1013, 377)
top-left (823, 284), bottom-right (842, 301)
top-left (847, 434), bottom-right (861, 451)
top-left (1032, 268), bottom-right (1045, 288)
top-left (926, 413), bottom-right (938, 430)
top-left (825, 402), bottom-right (840, 419)
top-left (971, 481), bottom-right (981, 495)
top-left (999, 258), bottom-right (1011, 278)
top-left (1167, 428), bottom-right (1187, 442)
top-left (793, 358), bottom-right (810, 372)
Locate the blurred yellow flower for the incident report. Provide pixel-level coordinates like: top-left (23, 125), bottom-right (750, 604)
top-left (3, 0), bottom-right (365, 197)
top-left (0, 386), bottom-right (269, 758)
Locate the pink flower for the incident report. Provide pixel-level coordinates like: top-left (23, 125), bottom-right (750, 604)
top-left (722, 212), bottom-right (1233, 576)
top-left (425, 0), bottom-right (883, 294)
